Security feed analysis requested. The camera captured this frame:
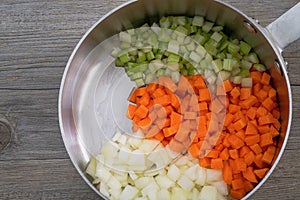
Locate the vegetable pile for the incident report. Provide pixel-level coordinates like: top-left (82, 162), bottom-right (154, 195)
top-left (86, 15), bottom-right (281, 200)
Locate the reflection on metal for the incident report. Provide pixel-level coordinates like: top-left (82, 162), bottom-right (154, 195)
top-left (243, 20), bottom-right (257, 33)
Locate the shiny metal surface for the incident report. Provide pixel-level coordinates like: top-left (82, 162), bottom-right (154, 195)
top-left (58, 0), bottom-right (296, 199)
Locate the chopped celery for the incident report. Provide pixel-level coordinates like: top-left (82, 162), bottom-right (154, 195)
top-left (223, 59), bottom-right (234, 71)
top-left (238, 69), bottom-right (250, 77)
top-left (241, 78), bottom-right (252, 88)
top-left (137, 51), bottom-right (146, 63)
top-left (171, 71), bottom-right (180, 83)
top-left (192, 16), bottom-right (204, 27)
top-left (241, 59), bottom-right (253, 70)
top-left (159, 16), bottom-right (171, 28)
top-left (115, 58), bottom-right (124, 67)
top-left (231, 76), bottom-right (243, 84)
top-left (119, 53), bottom-right (131, 64)
top-left (228, 42), bottom-right (240, 55)
top-left (146, 51), bottom-right (155, 61)
top-left (218, 70), bottom-right (231, 81)
top-left (189, 51), bottom-right (203, 63)
top-left (212, 26), bottom-right (223, 32)
top-left (135, 78), bottom-right (145, 87)
top-left (167, 40), bottom-right (180, 54)
top-left (111, 48), bottom-right (120, 58)
top-left (211, 32), bottom-right (223, 42)
top-left (244, 52), bottom-right (259, 63)
top-left (202, 21), bottom-right (214, 33)
top-left (240, 41), bottom-right (251, 55)
top-left (253, 63), bottom-right (267, 71)
top-left (212, 59), bottom-right (223, 73)
top-left (167, 54), bottom-right (181, 63)
top-left (130, 72), bottom-right (143, 81)
top-left (175, 26), bottom-right (188, 35)
top-left (113, 15), bottom-right (267, 89)
top-left (167, 62), bottom-right (180, 71)
top-left (119, 32), bottom-right (131, 43)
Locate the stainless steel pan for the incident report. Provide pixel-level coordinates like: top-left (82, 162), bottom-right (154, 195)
top-left (58, 0), bottom-right (300, 199)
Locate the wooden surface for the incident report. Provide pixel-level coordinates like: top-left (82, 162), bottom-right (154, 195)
top-left (0, 0), bottom-right (299, 199)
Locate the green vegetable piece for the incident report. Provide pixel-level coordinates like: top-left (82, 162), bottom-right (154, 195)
top-left (119, 31), bottom-right (131, 43)
top-left (135, 78), bottom-right (145, 87)
top-left (202, 21), bottom-right (214, 33)
top-left (228, 42), bottom-right (240, 55)
top-left (253, 63), bottom-right (267, 71)
top-left (119, 53), bottom-right (131, 64)
top-left (192, 16), bottom-right (204, 27)
top-left (211, 32), bottom-right (223, 42)
top-left (240, 41), bottom-right (252, 55)
top-left (130, 72), bottom-right (143, 81)
top-left (212, 59), bottom-right (223, 73)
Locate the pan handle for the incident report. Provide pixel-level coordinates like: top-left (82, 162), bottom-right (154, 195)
top-left (266, 2), bottom-right (300, 51)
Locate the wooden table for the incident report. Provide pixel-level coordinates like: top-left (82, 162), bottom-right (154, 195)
top-left (0, 0), bottom-right (299, 199)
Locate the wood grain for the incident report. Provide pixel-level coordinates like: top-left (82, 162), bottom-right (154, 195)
top-left (0, 0), bottom-right (299, 199)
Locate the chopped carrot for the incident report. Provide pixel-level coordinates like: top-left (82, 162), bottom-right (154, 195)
top-left (244, 151), bottom-right (255, 166)
top-left (183, 111), bottom-right (197, 119)
top-left (169, 139), bottom-right (185, 152)
top-left (233, 118), bottom-right (247, 132)
top-left (260, 132), bottom-right (273, 147)
top-left (163, 125), bottom-right (178, 138)
top-left (240, 87), bottom-right (252, 100)
top-left (262, 97), bottom-right (275, 111)
top-left (152, 87), bottom-right (165, 98)
top-left (269, 125), bottom-right (279, 137)
top-left (158, 76), bottom-right (177, 92)
top-left (170, 111), bottom-right (182, 127)
top-left (126, 104), bottom-right (137, 119)
top-left (229, 104), bottom-right (241, 114)
top-left (199, 88), bottom-right (211, 102)
top-left (244, 180), bottom-right (254, 193)
top-left (245, 122), bottom-right (258, 135)
top-left (243, 167), bottom-right (258, 183)
top-left (229, 149), bottom-right (239, 160)
top-left (230, 189), bottom-right (246, 200)
top-left (206, 149), bottom-right (219, 158)
top-left (128, 87), bottom-right (137, 103)
top-left (249, 144), bottom-right (263, 155)
top-left (271, 109), bottom-right (280, 119)
top-left (246, 107), bottom-right (257, 120)
top-left (223, 163), bottom-right (233, 184)
top-left (268, 88), bottom-right (277, 100)
top-left (240, 95), bottom-right (258, 109)
top-left (134, 104), bottom-right (149, 119)
top-left (153, 94), bottom-right (171, 106)
top-left (258, 114), bottom-right (274, 125)
top-left (189, 143), bottom-right (200, 158)
top-left (245, 134), bottom-right (260, 146)
top-left (260, 72), bottom-right (271, 85)
top-left (262, 145), bottom-right (276, 164)
top-left (235, 158), bottom-right (247, 172)
top-left (137, 117), bottom-right (151, 129)
top-left (199, 157), bottom-right (211, 168)
top-left (211, 158), bottom-right (224, 169)
top-left (220, 147), bottom-right (229, 160)
top-left (254, 153), bottom-right (264, 168)
top-left (228, 134), bottom-right (244, 149)
top-left (232, 178), bottom-right (244, 190)
top-left (236, 130), bottom-right (245, 141)
top-left (230, 87), bottom-right (241, 99)
top-left (256, 106), bottom-right (268, 117)
top-left (239, 146), bottom-right (251, 158)
top-left (255, 89), bottom-right (268, 102)
top-left (223, 80), bottom-right (233, 92)
top-left (250, 71), bottom-right (262, 84)
top-left (254, 168), bottom-right (269, 179)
